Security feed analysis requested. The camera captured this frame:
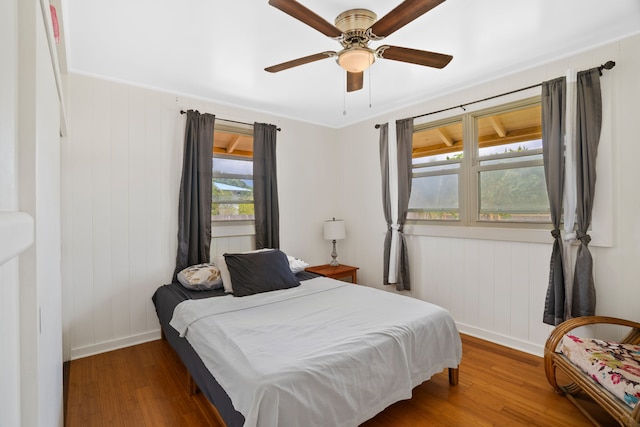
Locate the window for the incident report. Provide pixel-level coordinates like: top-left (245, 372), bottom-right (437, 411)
top-left (408, 98), bottom-right (549, 226)
top-left (211, 125), bottom-right (254, 221)
top-left (408, 119), bottom-right (463, 221)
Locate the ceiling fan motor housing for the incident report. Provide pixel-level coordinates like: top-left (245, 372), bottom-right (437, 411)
top-left (335, 9), bottom-right (377, 46)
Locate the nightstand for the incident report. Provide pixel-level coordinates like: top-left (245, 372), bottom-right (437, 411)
top-left (305, 264), bottom-right (359, 284)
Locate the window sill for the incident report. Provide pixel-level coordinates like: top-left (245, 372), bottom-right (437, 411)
top-left (211, 221), bottom-right (255, 238)
top-left (403, 223), bottom-right (611, 247)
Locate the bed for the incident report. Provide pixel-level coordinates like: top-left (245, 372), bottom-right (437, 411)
top-left (152, 250), bottom-right (462, 427)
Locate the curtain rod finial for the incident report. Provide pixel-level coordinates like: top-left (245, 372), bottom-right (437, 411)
top-left (601, 60), bottom-right (616, 70)
top-left (598, 61), bottom-right (616, 75)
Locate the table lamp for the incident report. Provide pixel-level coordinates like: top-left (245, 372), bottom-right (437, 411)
top-left (323, 218), bottom-right (346, 266)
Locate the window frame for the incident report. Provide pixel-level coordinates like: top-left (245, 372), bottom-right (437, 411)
top-left (211, 123), bottom-right (255, 225)
top-left (408, 116), bottom-right (465, 222)
top-left (408, 96), bottom-right (551, 230)
top-left (469, 98), bottom-right (549, 228)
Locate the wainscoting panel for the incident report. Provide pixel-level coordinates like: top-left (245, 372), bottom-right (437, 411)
top-left (406, 235), bottom-right (554, 355)
top-left (210, 235), bottom-right (255, 258)
top-left (64, 76), bottom-right (181, 358)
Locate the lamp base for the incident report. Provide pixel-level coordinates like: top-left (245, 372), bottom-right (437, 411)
top-left (330, 239), bottom-right (339, 266)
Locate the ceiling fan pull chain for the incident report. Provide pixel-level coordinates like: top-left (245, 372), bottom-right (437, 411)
top-left (343, 74), bottom-right (347, 116)
top-left (368, 67), bottom-right (372, 108)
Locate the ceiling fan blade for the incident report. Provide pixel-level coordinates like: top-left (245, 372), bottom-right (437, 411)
top-left (265, 51), bottom-right (336, 73)
top-left (377, 45), bottom-right (452, 68)
top-left (268, 0), bottom-right (342, 38)
top-left (346, 71), bottom-right (364, 92)
top-left (368, 0), bottom-right (446, 39)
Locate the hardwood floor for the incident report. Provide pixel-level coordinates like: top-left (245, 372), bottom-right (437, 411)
top-left (66, 334), bottom-right (617, 426)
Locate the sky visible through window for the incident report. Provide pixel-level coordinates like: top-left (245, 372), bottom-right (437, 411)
top-left (213, 157), bottom-right (253, 188)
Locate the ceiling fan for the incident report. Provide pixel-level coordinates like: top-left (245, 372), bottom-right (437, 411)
top-left (264, 0), bottom-right (453, 92)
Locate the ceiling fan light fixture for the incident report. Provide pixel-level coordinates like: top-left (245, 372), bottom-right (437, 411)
top-left (337, 47), bottom-right (375, 73)
top-left (265, 1), bottom-right (453, 93)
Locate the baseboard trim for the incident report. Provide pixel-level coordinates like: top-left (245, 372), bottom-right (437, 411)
top-left (69, 330), bottom-right (161, 360)
top-left (455, 322), bottom-right (545, 358)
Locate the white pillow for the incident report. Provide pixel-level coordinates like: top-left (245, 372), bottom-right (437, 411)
top-left (287, 255), bottom-right (309, 273)
top-left (177, 263), bottom-right (223, 291)
top-left (216, 249), bottom-right (274, 293)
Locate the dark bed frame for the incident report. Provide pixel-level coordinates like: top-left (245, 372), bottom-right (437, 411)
top-left (153, 282), bottom-right (245, 426)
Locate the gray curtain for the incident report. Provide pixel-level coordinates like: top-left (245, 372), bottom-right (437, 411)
top-left (253, 122), bottom-right (280, 249)
top-left (379, 124), bottom-right (392, 286)
top-left (541, 77), bottom-right (567, 326)
top-left (572, 68), bottom-right (602, 317)
top-left (379, 118), bottom-right (413, 291)
top-left (173, 110), bottom-right (215, 281)
top-left (396, 118), bottom-right (413, 291)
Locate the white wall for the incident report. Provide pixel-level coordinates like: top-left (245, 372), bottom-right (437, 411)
top-left (0, 4), bottom-right (22, 427)
top-left (1, 0), bottom-right (64, 426)
top-left (62, 75), bottom-right (341, 359)
top-left (338, 34), bottom-right (640, 355)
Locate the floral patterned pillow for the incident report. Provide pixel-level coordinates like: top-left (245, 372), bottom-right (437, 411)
top-left (561, 334), bottom-right (640, 409)
top-left (177, 263), bottom-right (223, 291)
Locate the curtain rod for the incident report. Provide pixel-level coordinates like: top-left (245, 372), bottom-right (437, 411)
top-left (374, 60), bottom-right (616, 128)
top-left (179, 110), bottom-right (281, 131)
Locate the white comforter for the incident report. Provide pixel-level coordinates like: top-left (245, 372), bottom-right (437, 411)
top-left (170, 277), bottom-right (462, 427)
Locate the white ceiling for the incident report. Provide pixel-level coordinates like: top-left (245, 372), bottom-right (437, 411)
top-left (61, 0), bottom-right (640, 128)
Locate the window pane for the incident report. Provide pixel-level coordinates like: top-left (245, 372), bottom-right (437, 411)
top-left (212, 177), bottom-right (254, 221)
top-left (212, 178), bottom-right (253, 203)
top-left (413, 152), bottom-right (462, 174)
top-left (480, 151), bottom-right (542, 167)
top-left (211, 203), bottom-right (254, 221)
top-left (413, 151), bottom-right (463, 165)
top-left (479, 140), bottom-right (542, 157)
top-left (478, 166), bottom-right (549, 222)
top-left (410, 120), bottom-right (462, 221)
top-left (412, 121), bottom-right (463, 159)
top-left (212, 155), bottom-right (254, 221)
top-left (408, 174), bottom-right (459, 221)
top-left (477, 105), bottom-right (542, 157)
top-left (213, 157), bottom-right (252, 175)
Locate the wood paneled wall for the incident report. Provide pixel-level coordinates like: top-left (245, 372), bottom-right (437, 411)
top-left (405, 235), bottom-right (553, 355)
top-left (64, 76), bottom-right (183, 359)
top-left (210, 235), bottom-right (255, 259)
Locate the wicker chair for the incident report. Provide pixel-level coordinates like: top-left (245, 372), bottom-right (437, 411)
top-left (544, 316), bottom-right (640, 427)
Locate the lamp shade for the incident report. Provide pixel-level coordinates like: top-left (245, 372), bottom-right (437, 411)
top-left (337, 47), bottom-right (375, 73)
top-left (323, 219), bottom-right (346, 241)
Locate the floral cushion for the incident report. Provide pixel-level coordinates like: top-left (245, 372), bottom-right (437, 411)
top-left (177, 263), bottom-right (223, 291)
top-left (560, 334), bottom-right (640, 409)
